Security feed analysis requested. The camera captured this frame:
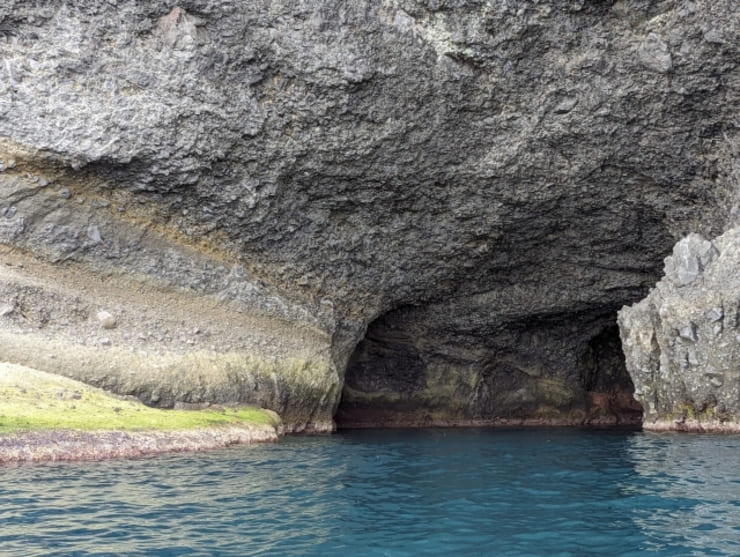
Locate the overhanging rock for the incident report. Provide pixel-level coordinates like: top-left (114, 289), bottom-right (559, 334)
top-left (0, 1), bottom-right (738, 429)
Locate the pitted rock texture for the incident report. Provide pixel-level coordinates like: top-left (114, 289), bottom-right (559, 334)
top-left (0, 1), bottom-right (738, 428)
top-left (619, 229), bottom-right (740, 432)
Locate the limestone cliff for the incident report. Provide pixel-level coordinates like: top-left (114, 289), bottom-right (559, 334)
top-left (619, 229), bottom-right (740, 431)
top-left (0, 1), bottom-right (738, 429)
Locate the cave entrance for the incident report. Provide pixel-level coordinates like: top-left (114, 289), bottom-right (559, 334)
top-left (335, 310), bottom-right (643, 429)
top-left (335, 311), bottom-right (428, 428)
top-left (577, 325), bottom-right (644, 426)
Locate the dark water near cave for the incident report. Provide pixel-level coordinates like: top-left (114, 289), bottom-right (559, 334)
top-left (2, 429), bottom-right (740, 556)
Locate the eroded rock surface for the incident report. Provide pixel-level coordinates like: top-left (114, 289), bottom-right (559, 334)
top-left (1, 1), bottom-right (738, 428)
top-left (619, 229), bottom-right (740, 431)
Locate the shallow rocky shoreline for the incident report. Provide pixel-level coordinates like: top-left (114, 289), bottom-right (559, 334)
top-left (0, 361), bottom-right (284, 464)
top-left (0, 425), bottom-right (280, 464)
top-left (642, 420), bottom-right (740, 434)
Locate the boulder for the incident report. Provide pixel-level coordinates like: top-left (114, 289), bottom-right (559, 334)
top-left (619, 230), bottom-right (740, 431)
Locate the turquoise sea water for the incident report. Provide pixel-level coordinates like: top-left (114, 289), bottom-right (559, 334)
top-left (1, 428), bottom-right (739, 556)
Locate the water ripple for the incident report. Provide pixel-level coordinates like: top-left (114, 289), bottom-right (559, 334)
top-left (1, 429), bottom-right (739, 555)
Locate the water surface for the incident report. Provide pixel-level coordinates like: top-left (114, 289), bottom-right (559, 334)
top-left (2, 428), bottom-right (739, 556)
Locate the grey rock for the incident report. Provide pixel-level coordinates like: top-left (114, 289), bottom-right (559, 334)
top-left (664, 234), bottom-right (719, 286)
top-left (87, 224), bottom-right (102, 244)
top-left (678, 323), bottom-right (698, 342)
top-left (0, 304), bottom-right (14, 317)
top-left (703, 29), bottom-right (724, 44)
top-left (706, 306), bottom-right (723, 323)
top-left (638, 33), bottom-right (673, 73)
top-left (553, 97), bottom-right (579, 114)
top-left (96, 310), bottom-right (117, 330)
top-left (619, 227), bottom-right (740, 430)
top-left (0, 0), bottom-right (737, 429)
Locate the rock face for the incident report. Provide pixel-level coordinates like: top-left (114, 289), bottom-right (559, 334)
top-left (619, 229), bottom-right (740, 431)
top-left (0, 1), bottom-right (738, 429)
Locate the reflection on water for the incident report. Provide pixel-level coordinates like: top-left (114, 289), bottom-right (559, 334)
top-left (1, 429), bottom-right (739, 556)
top-left (625, 433), bottom-right (740, 555)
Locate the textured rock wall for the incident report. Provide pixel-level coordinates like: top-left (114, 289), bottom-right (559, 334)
top-left (1, 1), bottom-right (738, 428)
top-left (619, 229), bottom-right (740, 432)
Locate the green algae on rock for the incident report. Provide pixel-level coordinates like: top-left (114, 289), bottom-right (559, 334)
top-left (0, 362), bottom-right (282, 462)
top-left (0, 256), bottom-right (339, 433)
